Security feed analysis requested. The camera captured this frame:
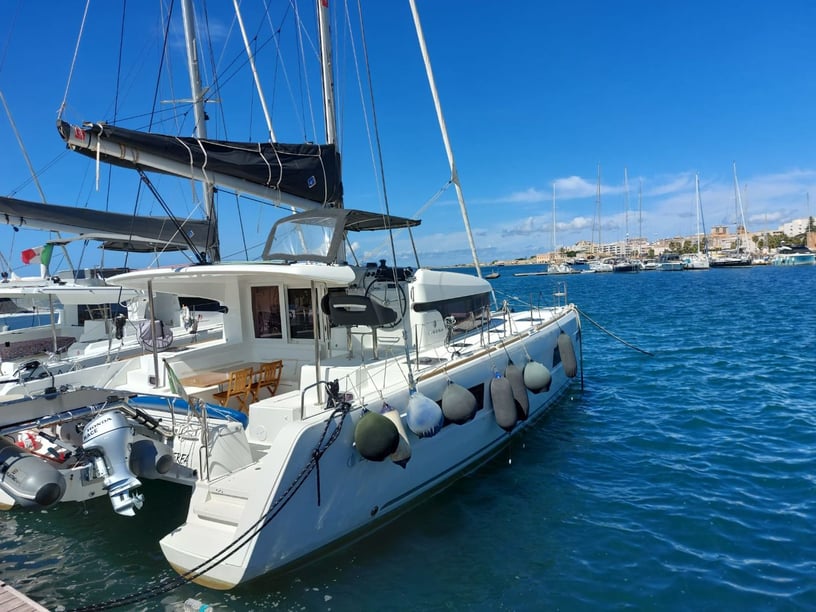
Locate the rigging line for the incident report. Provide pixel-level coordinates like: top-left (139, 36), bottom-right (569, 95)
top-left (292, 1), bottom-right (316, 142)
top-left (136, 168), bottom-right (206, 264)
top-left (262, 1), bottom-right (304, 138)
top-left (366, 180), bottom-right (452, 259)
top-left (355, 0), bottom-right (416, 391)
top-left (235, 191), bottom-right (250, 259)
top-left (0, 0), bottom-right (20, 74)
top-left (108, 0), bottom-right (129, 272)
top-left (343, 0), bottom-right (384, 207)
top-left (576, 306), bottom-right (654, 357)
top-left (58, 0), bottom-right (91, 121)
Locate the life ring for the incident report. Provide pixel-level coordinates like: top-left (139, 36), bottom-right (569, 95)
top-left (15, 431), bottom-right (41, 451)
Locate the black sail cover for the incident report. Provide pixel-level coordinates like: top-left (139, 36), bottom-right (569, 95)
top-left (58, 120), bottom-right (343, 206)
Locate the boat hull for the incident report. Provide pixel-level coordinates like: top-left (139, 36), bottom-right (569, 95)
top-left (159, 307), bottom-right (581, 588)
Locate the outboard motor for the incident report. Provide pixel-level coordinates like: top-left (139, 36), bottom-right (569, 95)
top-left (0, 436), bottom-right (66, 508)
top-left (82, 411), bottom-right (144, 516)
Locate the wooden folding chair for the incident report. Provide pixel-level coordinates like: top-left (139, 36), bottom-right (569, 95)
top-left (213, 366), bottom-right (254, 413)
top-left (250, 360), bottom-right (283, 401)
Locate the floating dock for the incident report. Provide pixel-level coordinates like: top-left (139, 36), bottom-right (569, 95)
top-left (0, 580), bottom-right (49, 612)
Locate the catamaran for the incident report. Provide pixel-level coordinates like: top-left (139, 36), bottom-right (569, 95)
top-left (0, 0), bottom-right (582, 594)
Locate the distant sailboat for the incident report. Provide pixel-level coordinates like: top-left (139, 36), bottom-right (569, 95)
top-left (547, 183), bottom-right (573, 274)
top-left (683, 173), bottom-right (710, 270)
top-left (588, 165), bottom-right (612, 272)
top-left (710, 163), bottom-right (752, 267)
top-left (612, 167), bottom-right (640, 273)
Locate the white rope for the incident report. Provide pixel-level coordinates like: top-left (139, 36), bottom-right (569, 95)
top-left (58, 0), bottom-right (91, 120)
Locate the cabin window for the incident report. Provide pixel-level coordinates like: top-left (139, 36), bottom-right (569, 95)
top-left (79, 303), bottom-right (126, 324)
top-left (251, 286), bottom-right (282, 339)
top-left (413, 292), bottom-right (491, 338)
top-left (287, 288), bottom-right (314, 340)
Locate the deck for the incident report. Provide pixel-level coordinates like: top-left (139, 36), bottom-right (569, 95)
top-left (0, 580), bottom-right (49, 612)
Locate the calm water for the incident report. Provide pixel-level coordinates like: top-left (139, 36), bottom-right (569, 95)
top-left (2, 265), bottom-right (815, 611)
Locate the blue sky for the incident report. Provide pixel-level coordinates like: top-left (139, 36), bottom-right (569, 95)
top-left (2, 1), bottom-right (816, 272)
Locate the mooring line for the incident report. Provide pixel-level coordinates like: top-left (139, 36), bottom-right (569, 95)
top-left (576, 307), bottom-right (654, 357)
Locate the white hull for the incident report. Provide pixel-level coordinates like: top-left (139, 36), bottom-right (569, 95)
top-left (682, 253), bottom-right (710, 270)
top-left (160, 306), bottom-right (580, 588)
top-left (0, 248), bottom-right (581, 588)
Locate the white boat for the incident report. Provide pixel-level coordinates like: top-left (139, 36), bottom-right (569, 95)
top-left (588, 258), bottom-right (614, 273)
top-left (0, 273), bottom-right (222, 382)
top-left (0, 0), bottom-right (582, 593)
top-left (612, 258), bottom-right (641, 273)
top-left (547, 261), bottom-right (575, 274)
top-left (771, 244), bottom-right (816, 265)
top-left (657, 252), bottom-right (685, 271)
top-left (711, 164), bottom-right (753, 268)
top-left (682, 173), bottom-right (710, 270)
top-left (0, 198), bottom-right (222, 381)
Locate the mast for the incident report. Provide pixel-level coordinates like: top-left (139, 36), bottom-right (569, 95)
top-left (594, 163), bottom-right (602, 256)
top-left (552, 183), bottom-right (557, 260)
top-left (317, 1), bottom-right (338, 154)
top-left (409, 0), bottom-right (483, 278)
top-left (623, 167), bottom-right (630, 258)
top-left (695, 173), bottom-right (704, 255)
top-left (181, 0), bottom-right (219, 262)
top-left (637, 178), bottom-right (643, 257)
top-left (732, 162), bottom-right (749, 252)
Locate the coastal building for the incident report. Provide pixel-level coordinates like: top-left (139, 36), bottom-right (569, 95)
top-left (780, 218), bottom-right (812, 236)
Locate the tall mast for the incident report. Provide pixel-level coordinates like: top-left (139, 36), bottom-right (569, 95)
top-left (594, 163), bottom-right (602, 255)
top-left (552, 183), bottom-right (557, 258)
top-left (637, 178), bottom-right (643, 257)
top-left (317, 1), bottom-right (338, 150)
top-left (695, 173), bottom-right (702, 254)
top-left (624, 167), bottom-right (630, 257)
top-left (409, 0), bottom-right (483, 278)
top-left (732, 162), bottom-right (748, 252)
top-left (181, 0), bottom-right (219, 261)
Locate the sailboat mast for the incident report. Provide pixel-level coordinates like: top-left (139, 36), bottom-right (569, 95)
top-left (181, 0), bottom-right (219, 262)
top-left (552, 183), bottom-right (557, 258)
top-left (637, 178), bottom-right (643, 257)
top-left (624, 167), bottom-right (630, 257)
top-left (695, 173), bottom-right (702, 254)
top-left (409, 0), bottom-right (484, 278)
top-left (732, 162), bottom-right (748, 252)
top-left (594, 163), bottom-right (602, 256)
top-left (317, 1), bottom-right (338, 153)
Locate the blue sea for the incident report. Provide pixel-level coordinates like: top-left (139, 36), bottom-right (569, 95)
top-left (2, 265), bottom-right (815, 611)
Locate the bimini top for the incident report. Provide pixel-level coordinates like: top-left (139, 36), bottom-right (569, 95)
top-left (262, 208), bottom-right (420, 264)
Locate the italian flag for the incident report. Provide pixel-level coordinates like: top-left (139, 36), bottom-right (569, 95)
top-left (21, 244), bottom-right (54, 266)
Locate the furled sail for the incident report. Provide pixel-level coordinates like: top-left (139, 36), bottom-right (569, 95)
top-left (57, 120), bottom-right (343, 210)
top-left (0, 196), bottom-right (212, 253)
